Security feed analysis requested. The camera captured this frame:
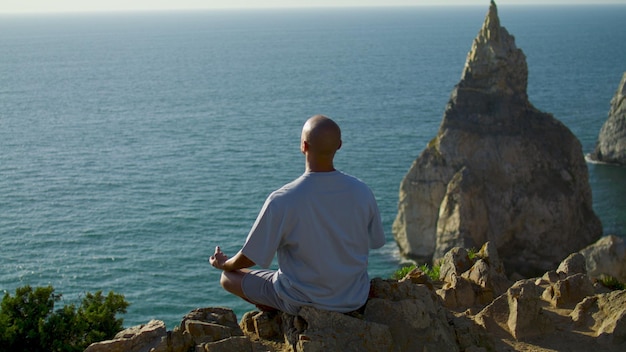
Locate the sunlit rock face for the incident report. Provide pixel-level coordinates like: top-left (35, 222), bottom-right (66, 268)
top-left (589, 72), bottom-right (626, 165)
top-left (392, 0), bottom-right (602, 276)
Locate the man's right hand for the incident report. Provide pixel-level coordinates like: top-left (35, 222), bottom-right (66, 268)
top-left (209, 246), bottom-right (228, 270)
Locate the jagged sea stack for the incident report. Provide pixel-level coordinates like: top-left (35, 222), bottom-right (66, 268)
top-left (392, 1), bottom-right (602, 276)
top-left (589, 72), bottom-right (626, 165)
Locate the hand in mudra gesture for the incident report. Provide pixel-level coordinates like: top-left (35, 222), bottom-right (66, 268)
top-left (209, 246), bottom-right (228, 270)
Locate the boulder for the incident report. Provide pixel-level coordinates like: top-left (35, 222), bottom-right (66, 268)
top-left (243, 278), bottom-right (461, 352)
top-left (369, 277), bottom-right (439, 302)
top-left (436, 242), bottom-right (511, 310)
top-left (542, 273), bottom-right (595, 309)
top-left (87, 307), bottom-right (252, 352)
top-left (437, 274), bottom-right (477, 309)
top-left (293, 306), bottom-right (394, 352)
top-left (579, 235), bottom-right (626, 282)
top-left (181, 307), bottom-right (244, 345)
top-left (84, 320), bottom-right (167, 352)
top-left (438, 247), bottom-right (473, 282)
top-left (462, 242), bottom-right (511, 301)
top-left (475, 279), bottom-right (554, 340)
top-left (589, 72), bottom-right (626, 165)
top-left (571, 290), bottom-right (626, 344)
top-left (198, 336), bottom-right (254, 352)
top-left (228, 277), bottom-right (463, 352)
top-left (392, 0), bottom-right (602, 276)
top-left (556, 252), bottom-right (587, 277)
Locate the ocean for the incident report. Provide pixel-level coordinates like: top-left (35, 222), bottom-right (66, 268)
top-left (1, 5), bottom-right (625, 329)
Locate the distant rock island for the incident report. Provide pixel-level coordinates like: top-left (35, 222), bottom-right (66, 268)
top-left (392, 0), bottom-right (602, 277)
top-left (589, 72), bottom-right (626, 165)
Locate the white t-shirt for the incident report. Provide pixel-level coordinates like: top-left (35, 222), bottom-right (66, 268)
top-left (241, 170), bottom-right (386, 312)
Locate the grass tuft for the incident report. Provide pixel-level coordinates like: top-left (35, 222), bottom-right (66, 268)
top-left (599, 275), bottom-right (625, 290)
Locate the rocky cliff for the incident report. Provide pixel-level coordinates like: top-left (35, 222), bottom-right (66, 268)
top-left (589, 72), bottom-right (626, 165)
top-left (392, 0), bottom-right (602, 276)
top-left (84, 238), bottom-right (626, 352)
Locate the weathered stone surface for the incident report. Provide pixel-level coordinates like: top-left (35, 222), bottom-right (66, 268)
top-left (84, 320), bottom-right (167, 352)
top-left (364, 298), bottom-right (459, 352)
top-left (450, 313), bottom-right (496, 352)
top-left (392, 0), bottom-right (602, 276)
top-left (435, 242), bottom-right (512, 310)
top-left (571, 290), bottom-right (626, 344)
top-left (252, 311), bottom-right (281, 339)
top-left (476, 279), bottom-right (553, 340)
top-left (542, 273), bottom-right (595, 309)
top-left (589, 72), bottom-right (626, 165)
top-left (295, 306), bottom-right (394, 352)
top-left (199, 336), bottom-right (253, 352)
top-left (437, 274), bottom-right (477, 309)
top-left (579, 235), bottom-right (626, 282)
top-left (505, 281), bottom-right (554, 340)
top-left (540, 270), bottom-right (560, 285)
top-left (369, 277), bottom-right (439, 302)
top-left (463, 260), bottom-right (498, 304)
top-left (465, 244), bottom-right (511, 301)
top-left (181, 307), bottom-right (241, 332)
top-left (163, 327), bottom-right (193, 352)
top-left (438, 247), bottom-right (473, 282)
top-left (557, 252), bottom-right (587, 277)
top-left (184, 320), bottom-right (234, 344)
top-left (181, 307), bottom-right (244, 345)
top-left (87, 245), bottom-right (626, 352)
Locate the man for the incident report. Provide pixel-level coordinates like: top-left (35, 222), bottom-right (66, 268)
top-left (209, 115), bottom-right (385, 315)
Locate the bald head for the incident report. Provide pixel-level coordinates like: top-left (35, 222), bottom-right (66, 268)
top-left (301, 115), bottom-right (342, 155)
top-left (301, 115), bottom-right (342, 171)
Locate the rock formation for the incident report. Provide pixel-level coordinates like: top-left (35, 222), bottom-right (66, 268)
top-left (578, 234), bottom-right (626, 282)
top-left (589, 72), bottom-right (626, 165)
top-left (85, 241), bottom-right (626, 352)
top-left (392, 0), bottom-right (602, 276)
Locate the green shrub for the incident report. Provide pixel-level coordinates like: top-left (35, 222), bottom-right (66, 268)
top-left (599, 275), bottom-right (625, 290)
top-left (0, 285), bottom-right (129, 352)
top-left (392, 263), bottom-right (441, 282)
top-left (467, 247), bottom-right (478, 260)
top-left (420, 263), bottom-right (441, 281)
top-left (392, 264), bottom-right (416, 280)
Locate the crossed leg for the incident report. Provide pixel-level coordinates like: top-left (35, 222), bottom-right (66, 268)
top-left (220, 269), bottom-right (278, 312)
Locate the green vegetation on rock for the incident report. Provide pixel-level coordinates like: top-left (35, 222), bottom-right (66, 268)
top-left (392, 263), bottom-right (441, 282)
top-left (0, 285), bottom-right (129, 352)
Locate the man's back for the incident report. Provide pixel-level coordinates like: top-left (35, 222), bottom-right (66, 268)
top-left (241, 170), bottom-right (385, 312)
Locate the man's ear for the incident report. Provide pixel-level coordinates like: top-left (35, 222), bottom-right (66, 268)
top-left (301, 140), bottom-right (309, 153)
top-left (337, 140), bottom-right (342, 151)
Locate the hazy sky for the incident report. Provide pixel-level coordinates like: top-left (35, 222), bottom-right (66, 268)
top-left (1, 0), bottom-right (624, 13)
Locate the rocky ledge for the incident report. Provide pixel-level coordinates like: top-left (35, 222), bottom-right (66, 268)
top-left (85, 235), bottom-right (626, 352)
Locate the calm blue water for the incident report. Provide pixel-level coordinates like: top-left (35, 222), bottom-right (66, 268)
top-left (1, 5), bottom-right (625, 329)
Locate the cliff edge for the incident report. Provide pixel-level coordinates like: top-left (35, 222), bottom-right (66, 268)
top-left (85, 239), bottom-right (626, 352)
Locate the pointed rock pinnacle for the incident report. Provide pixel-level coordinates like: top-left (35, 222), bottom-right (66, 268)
top-left (459, 0), bottom-right (528, 99)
